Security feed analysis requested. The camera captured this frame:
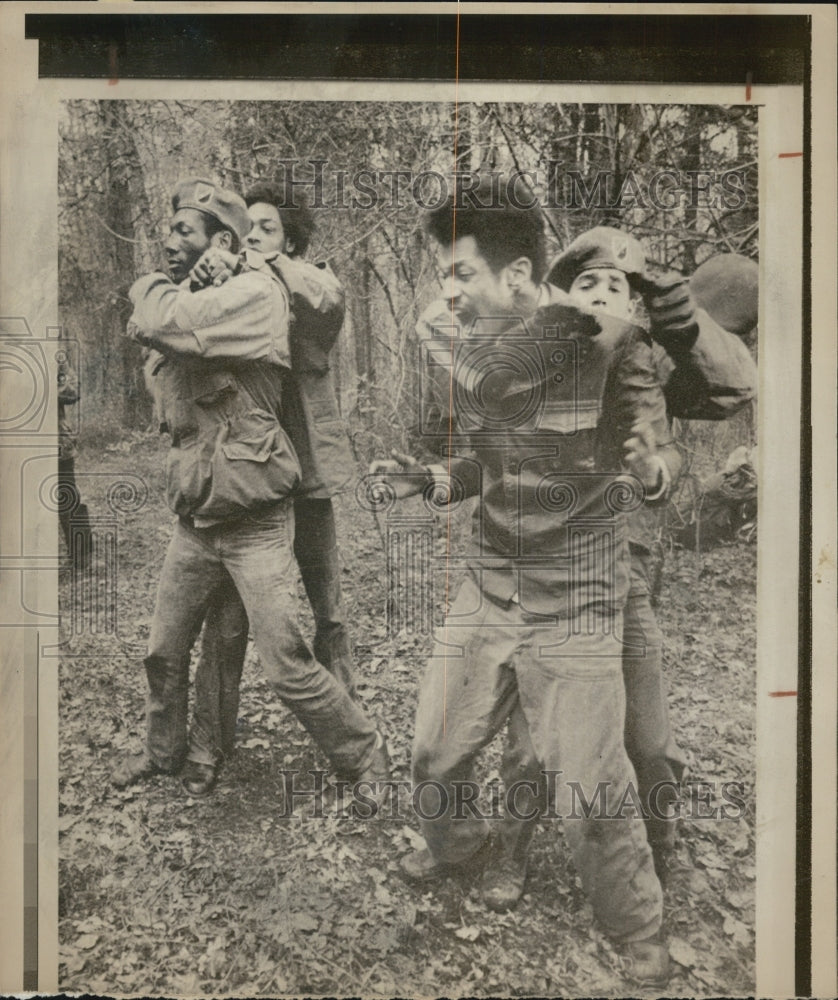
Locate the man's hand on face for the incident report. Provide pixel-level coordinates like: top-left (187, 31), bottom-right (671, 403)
top-left (188, 248), bottom-right (241, 289)
top-left (368, 450), bottom-right (432, 500)
top-left (623, 421), bottom-right (663, 492)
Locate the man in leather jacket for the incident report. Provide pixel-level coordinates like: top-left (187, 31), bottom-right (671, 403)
top-left (371, 181), bottom-right (673, 984)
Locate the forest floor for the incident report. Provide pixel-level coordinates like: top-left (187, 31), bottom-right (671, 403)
top-left (58, 433), bottom-right (757, 998)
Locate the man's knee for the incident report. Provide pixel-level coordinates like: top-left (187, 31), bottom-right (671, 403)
top-left (144, 653), bottom-right (189, 690)
top-left (411, 735), bottom-right (454, 785)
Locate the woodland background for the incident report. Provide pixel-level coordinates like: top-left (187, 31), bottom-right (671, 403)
top-left (57, 100), bottom-right (759, 996)
top-left (58, 99), bottom-right (758, 462)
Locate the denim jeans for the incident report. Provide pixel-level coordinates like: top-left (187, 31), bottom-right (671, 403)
top-left (623, 548), bottom-right (688, 848)
top-left (188, 577), bottom-right (248, 765)
top-left (411, 575), bottom-right (662, 943)
top-left (497, 550), bottom-right (690, 857)
top-left (188, 496), bottom-right (357, 766)
top-left (293, 497), bottom-right (356, 697)
top-left (144, 501), bottom-right (377, 777)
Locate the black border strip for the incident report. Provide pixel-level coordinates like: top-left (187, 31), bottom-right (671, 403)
top-left (795, 16), bottom-right (814, 998)
top-left (27, 9), bottom-right (814, 992)
top-left (25, 13), bottom-right (807, 83)
top-left (23, 637), bottom-right (39, 991)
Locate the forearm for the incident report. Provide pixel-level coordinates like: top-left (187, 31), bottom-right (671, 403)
top-left (612, 337), bottom-right (676, 502)
top-left (263, 253), bottom-right (345, 351)
top-left (128, 271), bottom-right (289, 362)
top-left (667, 310), bottom-right (757, 419)
top-left (645, 272), bottom-right (757, 420)
top-left (642, 436), bottom-right (684, 505)
top-left (427, 454), bottom-right (482, 503)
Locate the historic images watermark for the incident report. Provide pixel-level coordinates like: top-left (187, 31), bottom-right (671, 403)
top-left (275, 770), bottom-right (748, 823)
top-left (271, 161), bottom-right (750, 212)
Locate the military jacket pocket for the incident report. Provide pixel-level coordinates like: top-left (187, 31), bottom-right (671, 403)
top-left (205, 409), bottom-right (301, 516)
top-left (166, 432), bottom-right (210, 516)
top-left (220, 410), bottom-right (277, 462)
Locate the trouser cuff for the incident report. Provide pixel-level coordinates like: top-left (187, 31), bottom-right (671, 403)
top-left (610, 913), bottom-right (663, 945)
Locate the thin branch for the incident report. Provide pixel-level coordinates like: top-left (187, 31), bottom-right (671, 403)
top-left (90, 213), bottom-right (146, 245)
top-left (488, 105), bottom-right (563, 247)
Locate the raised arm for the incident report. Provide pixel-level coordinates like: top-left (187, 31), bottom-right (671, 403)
top-left (128, 269), bottom-right (290, 366)
top-left (263, 253), bottom-right (346, 355)
top-left (640, 272), bottom-right (757, 420)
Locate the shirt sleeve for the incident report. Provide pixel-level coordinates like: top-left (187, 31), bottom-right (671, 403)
top-left (259, 252), bottom-right (346, 352)
top-left (657, 310), bottom-right (757, 421)
top-left (427, 457), bottom-right (482, 504)
top-left (128, 270), bottom-right (291, 366)
top-left (608, 332), bottom-right (678, 506)
top-left (413, 301), bottom-right (482, 503)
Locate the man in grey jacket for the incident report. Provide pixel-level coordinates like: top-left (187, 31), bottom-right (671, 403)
top-left (113, 177), bottom-right (388, 796)
top-left (176, 181), bottom-right (360, 796)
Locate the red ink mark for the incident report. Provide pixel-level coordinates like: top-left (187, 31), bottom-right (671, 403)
top-left (745, 73), bottom-right (752, 101)
top-left (768, 690), bottom-right (798, 697)
top-left (108, 43), bottom-right (119, 86)
top-left (778, 152), bottom-right (803, 158)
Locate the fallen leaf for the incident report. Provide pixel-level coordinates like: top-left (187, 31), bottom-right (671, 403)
top-left (401, 825), bottom-right (426, 851)
top-left (454, 925), bottom-right (481, 941)
top-left (291, 912), bottom-right (319, 933)
top-left (75, 917), bottom-right (104, 933)
top-left (76, 934), bottom-right (99, 950)
top-left (61, 950), bottom-right (88, 976)
top-left (726, 887), bottom-right (754, 909)
top-left (723, 914), bottom-right (752, 947)
top-left (668, 937), bottom-right (699, 968)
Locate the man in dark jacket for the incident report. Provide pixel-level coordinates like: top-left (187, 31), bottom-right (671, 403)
top-left (548, 229), bottom-right (757, 872)
top-left (412, 228), bottom-right (757, 891)
top-left (371, 180), bottom-right (673, 984)
top-left (113, 178), bottom-right (388, 796)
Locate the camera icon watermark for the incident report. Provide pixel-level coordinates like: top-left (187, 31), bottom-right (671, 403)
top-left (362, 309), bottom-right (651, 645)
top-left (0, 316), bottom-right (149, 656)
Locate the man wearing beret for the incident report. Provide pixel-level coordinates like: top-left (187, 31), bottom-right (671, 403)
top-left (372, 179), bottom-right (674, 984)
top-left (177, 180), bottom-right (360, 796)
top-left (547, 226), bottom-right (757, 872)
top-left (114, 178), bottom-right (389, 795)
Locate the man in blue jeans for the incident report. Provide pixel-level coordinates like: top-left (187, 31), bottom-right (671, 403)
top-left (112, 177), bottom-right (388, 793)
top-left (180, 181), bottom-right (359, 796)
top-left (411, 227), bottom-right (757, 890)
top-left (371, 180), bottom-right (673, 983)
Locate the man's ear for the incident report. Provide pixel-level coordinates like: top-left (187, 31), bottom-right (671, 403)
top-left (506, 256), bottom-right (533, 289)
top-left (210, 229), bottom-right (233, 251)
top-left (284, 238), bottom-right (296, 257)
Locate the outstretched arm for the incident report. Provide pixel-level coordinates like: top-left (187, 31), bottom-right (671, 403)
top-left (609, 333), bottom-right (680, 505)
